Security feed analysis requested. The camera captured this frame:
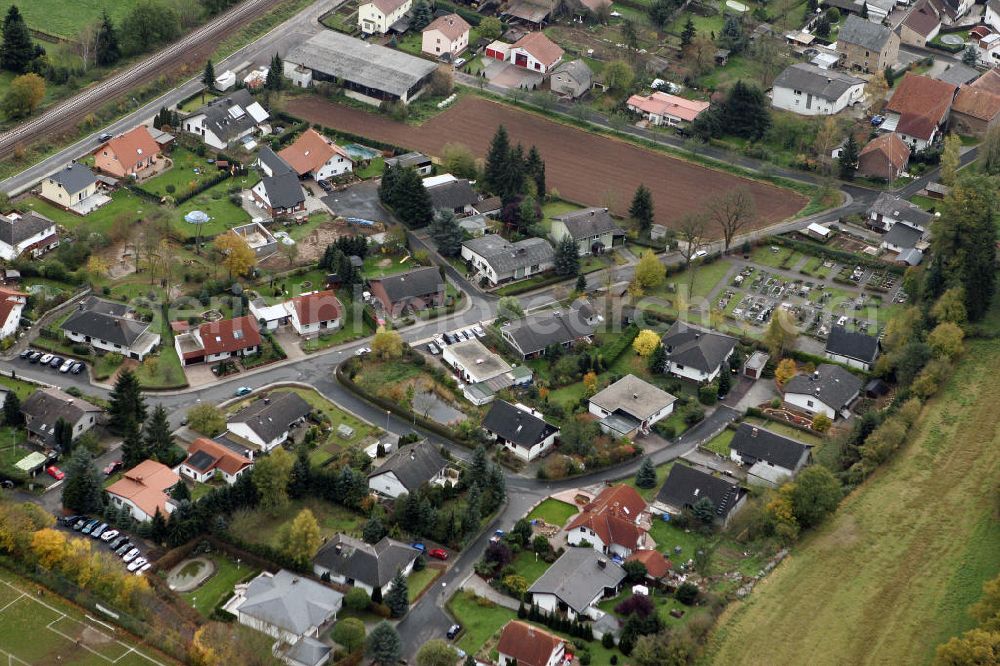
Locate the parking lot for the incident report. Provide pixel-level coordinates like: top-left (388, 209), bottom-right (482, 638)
top-left (60, 515), bottom-right (151, 576)
top-left (17, 349), bottom-right (86, 376)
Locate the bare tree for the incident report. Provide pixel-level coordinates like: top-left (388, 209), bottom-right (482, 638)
top-left (280, 240), bottom-right (299, 267)
top-left (708, 187), bottom-right (756, 253)
top-left (676, 212), bottom-right (708, 293)
top-left (75, 22), bottom-right (100, 72)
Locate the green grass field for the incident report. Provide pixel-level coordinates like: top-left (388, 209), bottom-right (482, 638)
top-left (527, 499), bottom-right (579, 527)
top-left (623, 461), bottom-right (674, 501)
top-left (18, 0), bottom-right (148, 39)
top-left (406, 567), bottom-right (440, 603)
top-left (142, 148), bottom-right (223, 198)
top-left (180, 554), bottom-right (258, 617)
top-left (702, 429), bottom-right (734, 456)
top-left (508, 550), bottom-right (551, 585)
top-left (229, 498), bottom-right (366, 550)
top-left (0, 567), bottom-right (177, 665)
top-left (706, 340), bottom-right (1000, 665)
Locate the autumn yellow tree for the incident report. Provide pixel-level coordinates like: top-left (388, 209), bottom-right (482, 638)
top-left (31, 528), bottom-right (67, 569)
top-left (634, 250), bottom-right (666, 290)
top-left (0, 502), bottom-right (54, 555)
top-left (774, 358), bottom-right (797, 386)
top-left (810, 413), bottom-right (832, 433)
top-left (85, 255), bottom-right (109, 278)
top-left (927, 321), bottom-right (965, 359)
top-left (1, 73), bottom-right (45, 119)
top-left (371, 326), bottom-right (404, 359)
top-left (632, 329), bottom-right (661, 357)
top-left (214, 231), bottom-right (256, 278)
top-left (763, 308), bottom-right (798, 358)
top-left (583, 371), bottom-right (598, 394)
top-left (284, 507), bottom-right (322, 568)
top-left (940, 133), bottom-right (961, 186)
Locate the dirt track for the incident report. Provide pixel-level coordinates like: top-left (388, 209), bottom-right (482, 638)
top-left (286, 96), bottom-right (806, 235)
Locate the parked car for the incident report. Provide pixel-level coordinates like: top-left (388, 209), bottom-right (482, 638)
top-left (19, 349), bottom-right (32, 359)
top-left (410, 543), bottom-right (426, 552)
top-left (447, 624), bottom-right (461, 640)
top-left (135, 563), bottom-right (151, 576)
top-left (62, 514), bottom-right (83, 526)
top-left (472, 325), bottom-right (486, 338)
top-left (28, 351), bottom-right (41, 363)
top-left (71, 362), bottom-right (85, 374)
top-left (114, 542), bottom-right (133, 556)
top-left (103, 460), bottom-right (123, 476)
top-left (80, 519), bottom-right (99, 534)
top-left (90, 523), bottom-right (109, 538)
top-left (122, 548), bottom-right (140, 563)
top-left (72, 518), bottom-right (89, 531)
top-left (318, 180), bottom-right (333, 192)
top-left (49, 356), bottom-right (64, 368)
top-left (127, 557), bottom-right (147, 572)
top-left (692, 249), bottom-right (708, 260)
top-left (433, 335), bottom-right (447, 348)
top-left (234, 386), bottom-right (253, 396)
top-left (100, 529), bottom-right (119, 542)
top-left (109, 536), bottom-right (129, 550)
top-left (355, 347), bottom-right (371, 356)
top-left (462, 329), bottom-right (476, 340)
top-left (59, 359), bottom-right (74, 373)
top-left (46, 465), bottom-right (64, 481)
top-left (428, 548), bottom-right (448, 560)
top-left (427, 342), bottom-right (440, 355)
top-left (453, 57), bottom-right (466, 68)
top-left (443, 333), bottom-right (456, 345)
top-left (98, 132), bottom-right (113, 142)
top-left (38, 353), bottom-right (53, 365)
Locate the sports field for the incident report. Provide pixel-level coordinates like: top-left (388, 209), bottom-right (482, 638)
top-left (0, 568), bottom-right (174, 666)
top-left (705, 339), bottom-right (1000, 665)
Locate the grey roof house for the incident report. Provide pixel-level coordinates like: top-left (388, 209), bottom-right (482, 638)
top-left (528, 547), bottom-right (626, 620)
top-left (867, 192), bottom-right (933, 232)
top-left (771, 63), bottom-right (866, 115)
top-left (21, 387), bottom-right (103, 449)
top-left (461, 235), bottom-right (555, 286)
top-left (729, 423), bottom-right (811, 488)
top-left (182, 89), bottom-right (270, 150)
top-left (881, 221), bottom-right (925, 254)
top-left (656, 463), bottom-right (747, 526)
top-left (367, 265), bottom-right (446, 318)
top-left (824, 325), bottom-right (880, 371)
top-left (500, 307), bottom-right (597, 358)
top-left (550, 207), bottom-right (626, 256)
top-left (61, 297), bottom-right (161, 361)
top-left (837, 15), bottom-right (899, 73)
top-left (313, 534), bottom-right (420, 596)
top-left (783, 364), bottom-right (863, 419)
top-left (0, 210), bottom-right (59, 261)
top-left (588, 374), bottom-right (676, 437)
top-left (367, 439), bottom-right (453, 498)
top-left (482, 400), bottom-right (559, 462)
top-left (227, 569), bottom-right (342, 646)
top-left (385, 151), bottom-right (433, 174)
top-left (550, 59), bottom-right (592, 98)
top-left (660, 321), bottom-right (737, 383)
top-left (251, 165), bottom-right (306, 218)
top-left (426, 178), bottom-right (480, 214)
top-left (226, 391), bottom-right (313, 454)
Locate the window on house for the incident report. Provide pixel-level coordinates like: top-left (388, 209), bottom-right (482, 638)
top-left (807, 400), bottom-right (814, 407)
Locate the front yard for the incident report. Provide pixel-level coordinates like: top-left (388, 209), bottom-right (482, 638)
top-left (142, 147), bottom-right (226, 198)
top-left (527, 498), bottom-right (579, 527)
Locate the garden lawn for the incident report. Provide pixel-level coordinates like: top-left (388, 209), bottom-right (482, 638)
top-left (539, 198), bottom-right (583, 233)
top-left (172, 179), bottom-right (252, 240)
top-left (448, 591), bottom-right (516, 656)
top-left (750, 245), bottom-right (801, 269)
top-left (301, 294), bottom-right (375, 352)
top-left (648, 516), bottom-right (707, 561)
top-left (407, 566), bottom-right (440, 603)
top-left (180, 554), bottom-right (258, 616)
top-left (22, 190), bottom-right (154, 235)
top-left (18, 0), bottom-right (147, 39)
top-left (703, 429), bottom-right (734, 456)
top-left (527, 498), bottom-right (578, 527)
top-left (508, 550), bottom-right (551, 585)
top-left (661, 259), bottom-right (734, 302)
top-left (623, 461), bottom-right (674, 501)
top-left (142, 148), bottom-right (222, 198)
top-left (132, 317), bottom-right (187, 389)
top-left (355, 156), bottom-right (385, 180)
top-left (229, 498), bottom-right (366, 548)
top-left (0, 376), bottom-right (39, 401)
top-left (744, 417), bottom-right (823, 448)
top-left (706, 340), bottom-right (1000, 665)
top-left (362, 253), bottom-right (417, 278)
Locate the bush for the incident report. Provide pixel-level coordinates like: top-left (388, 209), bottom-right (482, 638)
top-left (698, 383), bottom-right (719, 405)
top-left (344, 587), bottom-right (371, 612)
top-left (683, 406), bottom-right (705, 426)
top-left (615, 594), bottom-right (654, 617)
top-left (676, 582), bottom-right (699, 605)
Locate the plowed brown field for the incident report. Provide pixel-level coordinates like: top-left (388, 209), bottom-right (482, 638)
top-left (287, 96), bottom-right (806, 235)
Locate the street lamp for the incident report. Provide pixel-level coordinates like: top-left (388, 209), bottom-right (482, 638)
top-left (386, 410), bottom-right (391, 431)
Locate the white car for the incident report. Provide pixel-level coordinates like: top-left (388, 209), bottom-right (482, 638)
top-left (692, 249), bottom-right (708, 260)
top-left (433, 335), bottom-right (447, 348)
top-left (135, 563), bottom-right (151, 576)
top-left (127, 557), bottom-right (147, 572)
top-left (355, 347), bottom-right (371, 356)
top-left (122, 548), bottom-right (140, 563)
top-left (472, 326), bottom-right (486, 338)
top-left (38, 353), bottom-right (53, 365)
top-left (59, 359), bottom-right (75, 373)
top-left (100, 529), bottom-right (119, 542)
top-left (453, 57), bottom-right (466, 68)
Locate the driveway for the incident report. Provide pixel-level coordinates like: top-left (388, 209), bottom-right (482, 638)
top-left (321, 181), bottom-right (393, 224)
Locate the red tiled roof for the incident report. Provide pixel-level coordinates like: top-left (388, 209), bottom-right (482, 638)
top-left (278, 129), bottom-right (348, 176)
top-left (903, 0), bottom-right (941, 38)
top-left (566, 484), bottom-right (647, 549)
top-left (198, 315), bottom-right (261, 356)
top-left (497, 621), bottom-right (564, 666)
top-left (103, 126), bottom-right (159, 168)
top-left (106, 460), bottom-right (179, 518)
top-left (971, 68), bottom-right (1000, 95)
top-left (626, 549), bottom-right (672, 578)
top-left (423, 14), bottom-right (470, 41)
top-left (289, 290), bottom-right (341, 325)
top-left (952, 86), bottom-right (1000, 122)
top-left (185, 437), bottom-right (252, 476)
top-left (626, 92), bottom-right (710, 122)
top-left (886, 74), bottom-right (957, 140)
top-left (512, 32), bottom-right (564, 67)
top-left (366, 0), bottom-right (408, 15)
top-left (860, 133), bottom-right (911, 171)
top-left (0, 287), bottom-right (26, 331)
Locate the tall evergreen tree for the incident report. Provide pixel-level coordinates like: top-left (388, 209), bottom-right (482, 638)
top-left (554, 236), bottom-right (580, 276)
top-left (635, 458), bottom-right (657, 488)
top-left (724, 81), bottom-right (771, 140)
top-left (95, 10), bottom-right (120, 67)
top-left (144, 404), bottom-right (174, 462)
top-left (149, 508), bottom-right (167, 543)
top-left (463, 483), bottom-right (482, 534)
top-left (366, 622), bottom-right (402, 666)
top-left (363, 515), bottom-right (387, 543)
top-left (171, 481), bottom-right (191, 502)
top-left (681, 16), bottom-right (696, 47)
top-left (266, 52), bottom-right (283, 90)
top-left (202, 59), bottom-right (216, 90)
top-left (62, 448), bottom-right (104, 514)
top-left (649, 341), bottom-right (667, 373)
top-left (54, 418), bottom-right (73, 455)
top-left (838, 134), bottom-right (859, 180)
top-left (629, 184), bottom-right (654, 233)
top-left (1, 6), bottom-right (42, 74)
top-left (384, 570), bottom-right (409, 618)
top-left (429, 210), bottom-right (464, 257)
top-left (120, 418), bottom-right (147, 469)
top-left (379, 162), bottom-right (401, 206)
top-left (525, 145), bottom-right (546, 198)
top-left (411, 0), bottom-right (433, 30)
top-left (2, 389), bottom-right (21, 426)
top-left (288, 445), bottom-right (312, 499)
top-left (108, 368), bottom-right (146, 433)
top-left (392, 167), bottom-right (434, 228)
top-left (717, 365), bottom-right (731, 397)
top-left (484, 125), bottom-right (511, 196)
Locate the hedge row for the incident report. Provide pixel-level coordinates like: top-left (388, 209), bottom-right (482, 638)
top-left (772, 235), bottom-right (905, 274)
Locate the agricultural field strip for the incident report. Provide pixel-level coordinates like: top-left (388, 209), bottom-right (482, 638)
top-left (0, 577), bottom-right (164, 666)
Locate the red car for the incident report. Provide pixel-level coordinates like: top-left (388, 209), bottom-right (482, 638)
top-left (103, 460), bottom-right (123, 476)
top-left (428, 548), bottom-right (448, 561)
top-left (46, 466), bottom-right (64, 481)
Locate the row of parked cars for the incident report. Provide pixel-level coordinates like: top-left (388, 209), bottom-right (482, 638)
top-left (19, 349), bottom-right (86, 374)
top-left (426, 325), bottom-right (486, 355)
top-left (62, 515), bottom-right (150, 575)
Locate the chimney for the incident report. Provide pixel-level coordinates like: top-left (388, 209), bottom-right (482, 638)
top-left (598, 558), bottom-right (607, 569)
top-left (632, 393), bottom-right (639, 399)
top-left (813, 370), bottom-right (820, 380)
top-left (263, 397), bottom-right (270, 405)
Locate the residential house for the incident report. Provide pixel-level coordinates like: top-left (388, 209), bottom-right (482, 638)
top-left (461, 235), bottom-right (554, 286)
top-left (497, 621), bottom-right (566, 666)
top-left (284, 31), bottom-right (437, 105)
top-left (625, 550), bottom-right (671, 585)
top-left (182, 90), bottom-right (270, 150)
top-left (442, 338), bottom-right (512, 384)
top-left (899, 0), bottom-right (942, 47)
top-left (625, 91), bottom-right (710, 127)
top-left (0, 210), bottom-right (58, 260)
top-left (950, 69), bottom-right (1000, 137)
top-left (257, 146), bottom-right (292, 177)
top-left (656, 463), bottom-right (747, 527)
top-left (249, 298), bottom-right (291, 331)
top-left (550, 59), bottom-right (592, 98)
top-left (367, 439), bottom-right (453, 499)
top-left (0, 287), bottom-right (26, 340)
top-left (660, 321), bottom-right (737, 383)
top-left (358, 0), bottom-right (411, 35)
top-left (988, 0), bottom-right (1000, 31)
top-left (729, 423), bottom-right (811, 488)
top-left (500, 306), bottom-right (597, 359)
top-left (227, 569), bottom-right (342, 647)
top-left (837, 15), bottom-right (899, 73)
top-left (858, 133), bottom-right (911, 181)
top-left (106, 460), bottom-right (180, 522)
top-left (865, 0), bottom-right (895, 22)
top-left (473, 196), bottom-right (502, 216)
top-left (825, 325), bottom-right (880, 371)
top-left (61, 296), bottom-right (160, 360)
top-left (866, 192), bottom-right (933, 232)
top-left (482, 400), bottom-right (559, 462)
top-left (174, 315), bottom-right (261, 366)
top-left (527, 547), bottom-right (626, 620)
top-left (424, 176), bottom-right (480, 215)
top-left (566, 484), bottom-right (650, 558)
top-left (882, 74), bottom-right (958, 151)
top-left (510, 32), bottom-right (564, 73)
top-left (771, 63), bottom-right (866, 115)
top-left (368, 266), bottom-right (445, 318)
top-left (93, 126), bottom-right (160, 179)
top-left (384, 152), bottom-right (433, 175)
top-left (278, 128), bottom-right (353, 181)
top-left (286, 290), bottom-right (342, 336)
top-left (21, 387), bottom-right (102, 448)
top-left (783, 364), bottom-right (863, 419)
top-left (178, 437), bottom-right (253, 485)
top-left (881, 220), bottom-right (926, 254)
top-left (39, 164), bottom-right (98, 210)
top-left (588, 374), bottom-right (677, 437)
top-left (313, 534), bottom-right (419, 597)
top-left (251, 153), bottom-right (307, 218)
top-left (550, 207), bottom-right (625, 256)
top-left (504, 0), bottom-right (558, 25)
top-left (226, 391), bottom-right (313, 454)
top-left (421, 14), bottom-right (470, 59)
top-left (936, 0), bottom-right (975, 23)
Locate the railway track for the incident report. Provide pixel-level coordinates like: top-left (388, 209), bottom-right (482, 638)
top-left (0, 0), bottom-right (284, 156)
